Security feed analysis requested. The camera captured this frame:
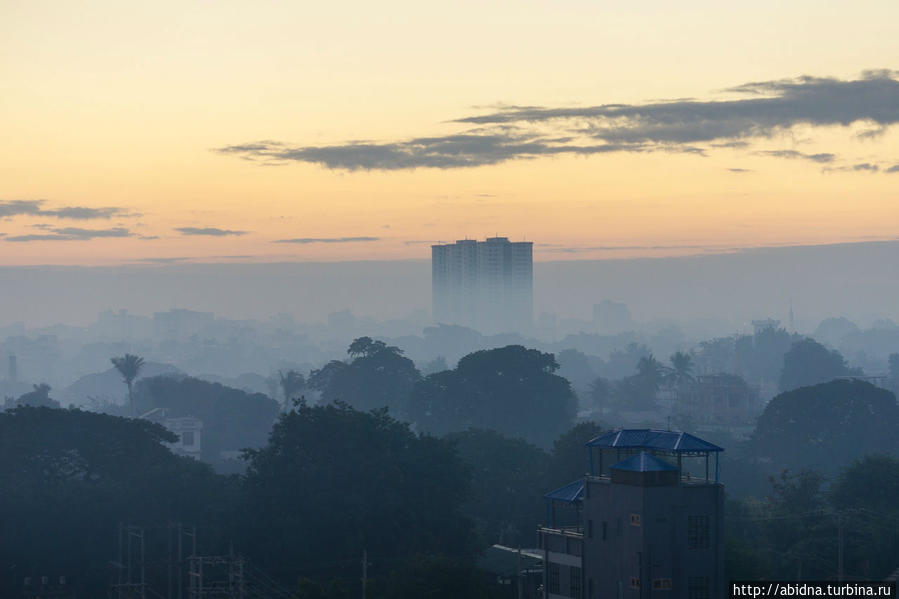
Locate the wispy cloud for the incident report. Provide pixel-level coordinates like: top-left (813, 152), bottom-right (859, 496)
top-left (4, 226), bottom-right (133, 242)
top-left (274, 236), bottom-right (380, 244)
top-left (823, 162), bottom-right (881, 173)
top-left (755, 150), bottom-right (835, 163)
top-left (0, 199), bottom-right (135, 219)
top-left (131, 256), bottom-right (192, 263)
top-left (727, 168), bottom-right (754, 173)
top-left (176, 227), bottom-right (248, 236)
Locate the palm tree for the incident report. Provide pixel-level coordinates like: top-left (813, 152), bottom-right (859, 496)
top-left (111, 353), bottom-right (145, 417)
top-left (668, 351), bottom-right (695, 384)
top-left (277, 369), bottom-right (305, 410)
top-left (635, 354), bottom-right (665, 390)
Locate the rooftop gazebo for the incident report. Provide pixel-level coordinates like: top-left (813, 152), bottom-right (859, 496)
top-left (542, 479), bottom-right (585, 531)
top-left (585, 429), bottom-right (724, 483)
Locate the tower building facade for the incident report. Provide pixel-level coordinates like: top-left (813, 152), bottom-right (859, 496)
top-left (431, 237), bottom-right (533, 334)
top-left (539, 429), bottom-right (725, 599)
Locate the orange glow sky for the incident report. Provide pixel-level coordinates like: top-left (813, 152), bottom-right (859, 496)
top-left (2, 0), bottom-right (898, 265)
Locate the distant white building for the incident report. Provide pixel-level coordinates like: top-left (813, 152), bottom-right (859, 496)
top-left (140, 408), bottom-right (203, 458)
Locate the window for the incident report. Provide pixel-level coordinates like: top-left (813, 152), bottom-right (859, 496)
top-left (653, 579), bottom-right (673, 591)
top-left (587, 519), bottom-right (594, 539)
top-left (616, 517), bottom-right (623, 537)
top-left (687, 516), bottom-right (710, 549)
top-left (181, 431), bottom-right (195, 446)
top-left (588, 578), bottom-right (594, 597)
top-left (688, 577), bottom-right (709, 599)
top-left (549, 563), bottom-right (560, 595)
top-left (569, 566), bottom-right (582, 598)
top-left (630, 513), bottom-right (641, 526)
top-left (601, 521), bottom-right (607, 541)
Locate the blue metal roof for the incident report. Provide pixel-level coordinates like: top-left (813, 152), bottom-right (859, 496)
top-left (585, 429), bottom-right (723, 453)
top-left (544, 479), bottom-right (585, 503)
top-left (610, 451), bottom-right (678, 472)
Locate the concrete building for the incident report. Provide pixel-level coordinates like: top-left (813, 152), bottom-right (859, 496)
top-left (432, 237), bottom-right (533, 334)
top-left (675, 373), bottom-right (762, 430)
top-left (539, 430), bottom-right (724, 599)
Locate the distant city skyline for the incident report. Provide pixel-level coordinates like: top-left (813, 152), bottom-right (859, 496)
top-left (2, 1), bottom-right (899, 265)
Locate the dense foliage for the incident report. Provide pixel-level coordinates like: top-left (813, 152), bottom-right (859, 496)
top-left (409, 345), bottom-right (577, 447)
top-left (0, 407), bottom-right (229, 597)
top-left (308, 337), bottom-right (421, 418)
top-left (240, 401), bottom-right (474, 581)
top-left (753, 379), bottom-right (899, 473)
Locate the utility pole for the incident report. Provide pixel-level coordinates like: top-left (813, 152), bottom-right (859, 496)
top-left (361, 549), bottom-right (368, 599)
top-left (837, 513), bottom-right (844, 582)
top-left (517, 547), bottom-right (523, 599)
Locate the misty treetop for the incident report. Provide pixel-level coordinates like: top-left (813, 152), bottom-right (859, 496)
top-left (778, 337), bottom-right (861, 392)
top-left (308, 337), bottom-right (421, 418)
top-left (409, 345), bottom-right (577, 447)
top-left (753, 379), bottom-right (899, 473)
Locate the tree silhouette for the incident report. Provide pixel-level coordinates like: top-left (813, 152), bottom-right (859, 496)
top-left (111, 353), bottom-right (145, 417)
top-left (277, 369), bottom-right (305, 411)
top-left (635, 354), bottom-right (665, 391)
top-left (667, 351), bottom-right (695, 399)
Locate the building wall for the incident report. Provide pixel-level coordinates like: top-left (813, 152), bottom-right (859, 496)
top-left (581, 479), bottom-right (724, 599)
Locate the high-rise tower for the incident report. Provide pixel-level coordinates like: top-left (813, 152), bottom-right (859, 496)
top-left (431, 237), bottom-right (533, 334)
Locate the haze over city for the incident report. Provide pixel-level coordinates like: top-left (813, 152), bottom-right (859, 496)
top-left (2, 2), bottom-right (899, 598)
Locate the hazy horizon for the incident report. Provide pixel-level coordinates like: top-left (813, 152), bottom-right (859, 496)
top-left (2, 238), bottom-right (896, 330)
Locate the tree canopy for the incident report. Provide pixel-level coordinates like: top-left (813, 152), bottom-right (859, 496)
top-left (778, 338), bottom-right (857, 392)
top-left (240, 401), bottom-right (474, 581)
top-left (308, 337), bottom-right (421, 417)
top-left (135, 374), bottom-right (279, 461)
top-left (445, 428), bottom-right (548, 548)
top-left (0, 407), bottom-right (227, 597)
top-left (753, 379), bottom-right (899, 473)
top-left (409, 345), bottom-right (577, 447)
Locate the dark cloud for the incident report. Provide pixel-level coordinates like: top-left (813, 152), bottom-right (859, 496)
top-left (0, 200), bottom-right (45, 218)
top-left (885, 164), bottom-right (899, 173)
top-left (5, 227), bottom-right (133, 242)
top-left (727, 168), bottom-right (753, 173)
top-left (215, 135), bottom-right (658, 171)
top-left (712, 141), bottom-right (751, 148)
top-left (176, 227), bottom-right (247, 236)
top-left (215, 71), bottom-right (898, 171)
top-left (274, 237), bottom-right (380, 244)
top-left (756, 150), bottom-right (836, 163)
top-left (459, 71), bottom-right (899, 142)
top-left (0, 199), bottom-right (134, 219)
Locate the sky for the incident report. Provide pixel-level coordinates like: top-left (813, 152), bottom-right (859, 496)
top-left (2, 0), bottom-right (898, 266)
